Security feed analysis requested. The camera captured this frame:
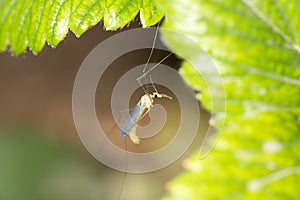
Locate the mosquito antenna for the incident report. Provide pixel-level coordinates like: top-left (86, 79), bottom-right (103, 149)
top-left (137, 76), bottom-right (149, 95)
top-left (137, 52), bottom-right (173, 82)
top-left (149, 75), bottom-right (158, 93)
top-left (143, 21), bottom-right (161, 73)
top-left (117, 138), bottom-right (128, 200)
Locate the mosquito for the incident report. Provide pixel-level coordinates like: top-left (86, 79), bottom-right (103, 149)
top-left (120, 81), bottom-right (172, 144)
top-left (117, 21), bottom-right (173, 200)
top-left (119, 23), bottom-right (173, 144)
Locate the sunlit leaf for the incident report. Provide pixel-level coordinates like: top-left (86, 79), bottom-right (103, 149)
top-left (159, 0), bottom-right (300, 199)
top-left (0, 0), bottom-right (163, 55)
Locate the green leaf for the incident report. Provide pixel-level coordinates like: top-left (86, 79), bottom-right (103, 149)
top-left (0, 0), bottom-right (164, 55)
top-left (27, 0), bottom-right (50, 53)
top-left (0, 0), bottom-right (15, 52)
top-left (104, 0), bottom-right (140, 30)
top-left (140, 0), bottom-right (164, 27)
top-left (46, 0), bottom-right (72, 47)
top-left (69, 0), bottom-right (104, 37)
top-left (158, 0), bottom-right (300, 199)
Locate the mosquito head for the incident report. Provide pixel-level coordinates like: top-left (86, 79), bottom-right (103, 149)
top-left (151, 92), bottom-right (172, 100)
top-left (152, 92), bottom-right (159, 99)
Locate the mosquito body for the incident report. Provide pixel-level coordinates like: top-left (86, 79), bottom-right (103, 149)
top-left (120, 92), bottom-right (172, 144)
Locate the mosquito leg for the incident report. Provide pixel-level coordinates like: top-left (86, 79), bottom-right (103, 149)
top-left (149, 75), bottom-right (158, 93)
top-left (142, 21), bottom-right (161, 73)
top-left (137, 75), bottom-right (149, 95)
top-left (137, 52), bottom-right (173, 82)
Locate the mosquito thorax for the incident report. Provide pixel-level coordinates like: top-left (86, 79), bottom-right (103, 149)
top-left (140, 93), bottom-right (154, 108)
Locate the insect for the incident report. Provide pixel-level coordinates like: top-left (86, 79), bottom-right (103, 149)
top-left (117, 22), bottom-right (173, 200)
top-left (119, 21), bottom-right (173, 145)
top-left (120, 86), bottom-right (172, 144)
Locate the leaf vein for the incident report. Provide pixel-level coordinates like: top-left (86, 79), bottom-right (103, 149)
top-left (241, 0), bottom-right (300, 55)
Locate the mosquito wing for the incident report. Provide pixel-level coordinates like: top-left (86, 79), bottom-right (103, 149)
top-left (120, 101), bottom-right (147, 144)
top-left (127, 105), bottom-right (147, 144)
